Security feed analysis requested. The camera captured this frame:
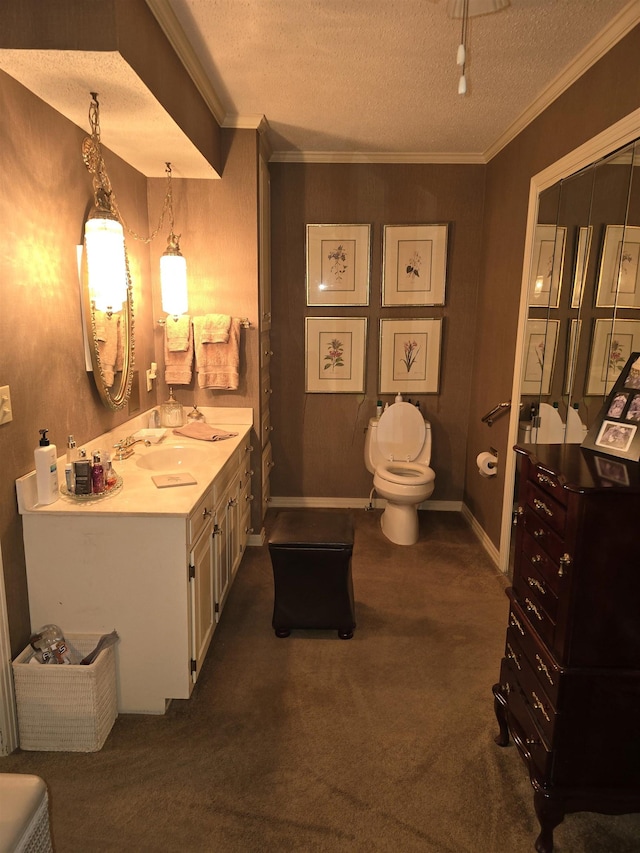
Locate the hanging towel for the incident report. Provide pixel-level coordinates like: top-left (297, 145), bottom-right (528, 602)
top-left (172, 422), bottom-right (238, 441)
top-left (200, 313), bottom-right (232, 344)
top-left (165, 318), bottom-right (194, 385)
top-left (193, 316), bottom-right (241, 390)
top-left (165, 314), bottom-right (191, 352)
top-left (97, 312), bottom-right (120, 388)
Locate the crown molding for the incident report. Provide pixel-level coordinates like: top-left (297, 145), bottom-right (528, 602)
top-left (483, 0), bottom-right (640, 162)
top-left (145, 0), bottom-right (226, 126)
top-left (268, 150), bottom-right (487, 164)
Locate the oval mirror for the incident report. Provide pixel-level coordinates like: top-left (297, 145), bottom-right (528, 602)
top-left (81, 244), bottom-right (135, 411)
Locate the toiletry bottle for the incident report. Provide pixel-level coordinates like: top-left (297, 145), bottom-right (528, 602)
top-left (376, 400), bottom-right (383, 419)
top-left (74, 459), bottom-right (92, 495)
top-left (91, 452), bottom-right (105, 494)
top-left (34, 429), bottom-right (59, 505)
top-left (66, 435), bottom-right (78, 463)
top-left (104, 452), bottom-right (117, 490)
top-left (64, 463), bottom-right (74, 494)
top-left (395, 393), bottom-right (403, 404)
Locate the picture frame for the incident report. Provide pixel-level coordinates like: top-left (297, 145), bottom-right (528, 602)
top-left (583, 351), bottom-right (640, 462)
top-left (305, 317), bottom-right (367, 393)
top-left (564, 319), bottom-right (582, 396)
top-left (570, 226), bottom-right (592, 308)
top-left (306, 224), bottom-right (371, 306)
top-left (595, 225), bottom-right (640, 308)
top-left (585, 319), bottom-right (640, 396)
top-left (528, 224), bottom-right (566, 308)
top-left (378, 318), bottom-right (442, 395)
top-left (382, 224), bottom-right (448, 306)
top-left (521, 318), bottom-right (560, 396)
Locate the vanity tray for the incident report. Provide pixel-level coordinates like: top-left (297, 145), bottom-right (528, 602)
top-left (60, 475), bottom-right (123, 502)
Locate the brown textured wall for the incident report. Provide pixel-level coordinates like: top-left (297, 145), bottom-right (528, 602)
top-left (0, 70), bottom-right (155, 653)
top-left (464, 24), bottom-right (640, 547)
top-left (269, 163), bottom-right (486, 503)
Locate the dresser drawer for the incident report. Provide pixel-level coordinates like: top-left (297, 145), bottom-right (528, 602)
top-left (523, 507), bottom-right (568, 567)
top-left (506, 623), bottom-right (561, 707)
top-left (512, 644), bottom-right (557, 744)
top-left (524, 481), bottom-right (566, 537)
top-left (521, 532), bottom-right (562, 595)
top-left (498, 657), bottom-right (553, 779)
top-left (514, 555), bottom-right (559, 622)
top-left (528, 464), bottom-right (566, 507)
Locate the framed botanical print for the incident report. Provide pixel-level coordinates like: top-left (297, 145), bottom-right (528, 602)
top-left (306, 224), bottom-right (371, 306)
top-left (378, 318), bottom-right (442, 395)
top-left (585, 318), bottom-right (640, 396)
top-left (305, 317), bottom-right (367, 393)
top-left (382, 224), bottom-right (448, 306)
top-left (521, 319), bottom-right (560, 396)
top-left (595, 225), bottom-right (640, 308)
top-left (528, 224), bottom-right (566, 308)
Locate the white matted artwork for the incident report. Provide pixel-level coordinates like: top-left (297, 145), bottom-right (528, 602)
top-left (306, 224), bottom-right (371, 306)
top-left (595, 420), bottom-right (638, 454)
top-left (571, 226), bottom-right (592, 308)
top-left (596, 225), bottom-right (640, 308)
top-left (528, 224), bottom-right (566, 308)
top-left (378, 318), bottom-right (442, 394)
top-left (305, 317), bottom-right (367, 393)
top-left (586, 318), bottom-right (640, 396)
top-left (382, 225), bottom-right (448, 306)
top-left (521, 319), bottom-right (560, 396)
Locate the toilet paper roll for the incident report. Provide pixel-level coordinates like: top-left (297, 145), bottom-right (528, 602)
top-left (477, 451), bottom-right (498, 478)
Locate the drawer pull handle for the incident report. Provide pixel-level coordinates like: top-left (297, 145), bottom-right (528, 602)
top-left (558, 552), bottom-right (572, 578)
top-left (227, 498), bottom-right (238, 508)
top-left (509, 613), bottom-right (525, 636)
top-left (525, 737), bottom-right (540, 746)
top-left (202, 507), bottom-right (212, 519)
top-left (245, 526), bottom-right (254, 535)
top-left (525, 598), bottom-right (543, 621)
top-left (527, 576), bottom-right (545, 595)
top-left (531, 691), bottom-right (551, 723)
top-left (535, 654), bottom-right (554, 687)
top-left (530, 554), bottom-right (543, 565)
top-left (244, 445), bottom-right (254, 453)
top-left (536, 473), bottom-right (557, 489)
top-left (533, 497), bottom-right (553, 517)
top-left (533, 528), bottom-right (545, 540)
top-left (213, 524), bottom-right (223, 536)
top-left (506, 643), bottom-right (521, 670)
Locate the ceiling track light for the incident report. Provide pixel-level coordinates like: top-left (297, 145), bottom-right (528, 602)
top-left (448, 0), bottom-right (511, 96)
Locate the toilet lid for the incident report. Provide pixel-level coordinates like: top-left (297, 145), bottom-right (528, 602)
top-left (377, 402), bottom-right (426, 461)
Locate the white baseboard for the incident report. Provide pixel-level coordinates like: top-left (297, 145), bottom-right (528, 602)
top-left (247, 528), bottom-right (266, 547)
top-left (268, 496), bottom-right (463, 512)
top-left (461, 503), bottom-right (501, 570)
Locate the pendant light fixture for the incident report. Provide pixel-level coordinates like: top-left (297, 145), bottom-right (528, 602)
top-left (82, 93), bottom-right (128, 315)
top-left (447, 0), bottom-right (511, 96)
top-left (160, 162), bottom-right (188, 319)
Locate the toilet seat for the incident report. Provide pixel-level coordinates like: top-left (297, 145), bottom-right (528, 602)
top-left (377, 403), bottom-right (426, 461)
top-left (377, 461), bottom-right (434, 485)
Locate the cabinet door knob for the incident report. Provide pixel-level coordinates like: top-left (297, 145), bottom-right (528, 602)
top-left (558, 552), bottom-right (571, 577)
top-left (202, 507), bottom-right (212, 519)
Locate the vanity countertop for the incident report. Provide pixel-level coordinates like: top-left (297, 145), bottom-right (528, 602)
top-left (16, 407), bottom-right (253, 518)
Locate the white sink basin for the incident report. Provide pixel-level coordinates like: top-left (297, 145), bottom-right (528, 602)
top-left (136, 446), bottom-right (207, 472)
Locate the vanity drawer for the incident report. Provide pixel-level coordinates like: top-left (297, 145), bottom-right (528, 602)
top-left (189, 488), bottom-right (214, 545)
top-left (524, 481), bottom-right (566, 537)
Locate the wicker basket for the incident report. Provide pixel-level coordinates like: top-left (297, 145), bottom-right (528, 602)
top-left (12, 633), bottom-right (117, 752)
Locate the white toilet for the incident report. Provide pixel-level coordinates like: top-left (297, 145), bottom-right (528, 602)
top-left (364, 402), bottom-right (436, 546)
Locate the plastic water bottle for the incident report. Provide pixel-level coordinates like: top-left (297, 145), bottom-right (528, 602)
top-left (30, 624), bottom-right (77, 664)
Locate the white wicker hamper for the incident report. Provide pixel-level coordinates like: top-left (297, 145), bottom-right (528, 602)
top-left (12, 633), bottom-right (117, 752)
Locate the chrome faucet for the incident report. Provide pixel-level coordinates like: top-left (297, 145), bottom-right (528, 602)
top-left (113, 436), bottom-right (151, 460)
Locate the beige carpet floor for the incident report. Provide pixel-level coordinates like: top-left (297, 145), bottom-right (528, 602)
top-left (3, 509), bottom-right (640, 852)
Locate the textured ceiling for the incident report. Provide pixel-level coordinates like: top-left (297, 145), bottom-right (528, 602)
top-left (155, 0), bottom-right (638, 161)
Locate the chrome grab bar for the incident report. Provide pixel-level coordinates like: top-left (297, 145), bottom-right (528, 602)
top-left (481, 400), bottom-right (518, 426)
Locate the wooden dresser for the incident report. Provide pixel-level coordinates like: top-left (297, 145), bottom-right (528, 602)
top-left (493, 444), bottom-right (640, 853)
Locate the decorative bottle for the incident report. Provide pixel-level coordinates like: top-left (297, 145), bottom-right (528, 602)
top-left (91, 451), bottom-right (105, 494)
top-left (34, 428), bottom-right (59, 506)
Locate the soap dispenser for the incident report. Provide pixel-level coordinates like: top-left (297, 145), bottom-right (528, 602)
top-left (160, 387), bottom-right (184, 428)
top-left (34, 429), bottom-right (59, 505)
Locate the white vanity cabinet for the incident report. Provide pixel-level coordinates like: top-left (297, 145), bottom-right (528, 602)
top-left (18, 414), bottom-right (252, 715)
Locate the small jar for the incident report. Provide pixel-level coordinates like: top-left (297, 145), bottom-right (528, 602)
top-left (160, 387), bottom-right (184, 427)
top-left (187, 405), bottom-right (205, 423)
